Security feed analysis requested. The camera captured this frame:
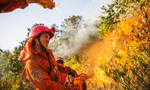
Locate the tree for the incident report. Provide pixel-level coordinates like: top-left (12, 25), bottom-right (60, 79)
top-left (63, 15), bottom-right (83, 37)
top-left (60, 15), bottom-right (83, 47)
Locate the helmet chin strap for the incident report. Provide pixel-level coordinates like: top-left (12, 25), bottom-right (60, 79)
top-left (37, 37), bottom-right (46, 53)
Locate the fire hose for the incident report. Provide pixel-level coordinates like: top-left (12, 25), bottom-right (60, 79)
top-left (66, 73), bottom-right (95, 90)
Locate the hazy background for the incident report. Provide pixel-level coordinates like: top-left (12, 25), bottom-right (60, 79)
top-left (0, 0), bottom-right (113, 52)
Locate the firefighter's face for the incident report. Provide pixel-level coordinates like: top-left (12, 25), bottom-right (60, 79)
top-left (39, 32), bottom-right (50, 48)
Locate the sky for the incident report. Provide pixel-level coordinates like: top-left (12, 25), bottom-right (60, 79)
top-left (0, 0), bottom-right (114, 52)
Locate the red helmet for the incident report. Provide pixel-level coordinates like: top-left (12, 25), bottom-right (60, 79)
top-left (29, 25), bottom-right (56, 39)
top-left (56, 57), bottom-right (64, 64)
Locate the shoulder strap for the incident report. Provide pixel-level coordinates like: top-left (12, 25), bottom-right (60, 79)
top-left (47, 55), bottom-right (51, 75)
top-left (37, 53), bottom-right (58, 75)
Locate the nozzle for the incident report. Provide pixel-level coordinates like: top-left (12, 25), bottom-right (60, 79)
top-left (85, 73), bottom-right (95, 79)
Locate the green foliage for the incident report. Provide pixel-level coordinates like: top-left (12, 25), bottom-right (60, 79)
top-left (96, 0), bottom-right (149, 38)
top-left (115, 0), bottom-right (149, 6)
top-left (64, 15), bottom-right (83, 30)
top-left (64, 55), bottom-right (80, 70)
top-left (64, 55), bottom-right (88, 75)
top-left (97, 23), bottom-right (113, 37)
top-left (62, 15), bottom-right (83, 39)
top-left (10, 84), bottom-right (20, 90)
top-left (102, 49), bottom-right (150, 90)
top-left (97, 1), bottom-right (150, 89)
top-left (96, 1), bottom-right (123, 37)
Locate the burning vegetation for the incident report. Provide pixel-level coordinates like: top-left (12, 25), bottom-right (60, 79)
top-left (64, 1), bottom-right (150, 90)
top-left (0, 0), bottom-right (150, 90)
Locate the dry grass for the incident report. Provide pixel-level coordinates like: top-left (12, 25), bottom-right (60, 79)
top-left (66, 6), bottom-right (150, 90)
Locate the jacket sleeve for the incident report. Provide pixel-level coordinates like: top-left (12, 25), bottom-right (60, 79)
top-left (57, 64), bottom-right (77, 77)
top-left (0, 0), bottom-right (28, 13)
top-left (24, 61), bottom-right (75, 90)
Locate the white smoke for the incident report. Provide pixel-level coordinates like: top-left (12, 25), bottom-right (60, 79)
top-left (52, 0), bottom-right (114, 58)
top-left (53, 20), bottom-right (98, 58)
top-left (69, 21), bottom-right (97, 53)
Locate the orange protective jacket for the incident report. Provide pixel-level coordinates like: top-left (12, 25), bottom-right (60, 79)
top-left (0, 0), bottom-right (28, 13)
top-left (18, 37), bottom-right (77, 90)
top-left (59, 72), bottom-right (67, 83)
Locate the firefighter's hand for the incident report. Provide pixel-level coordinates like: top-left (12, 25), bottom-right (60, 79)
top-left (26, 0), bottom-right (55, 9)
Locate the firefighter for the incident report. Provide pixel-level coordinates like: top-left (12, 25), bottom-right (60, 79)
top-left (18, 25), bottom-right (77, 90)
top-left (0, 0), bottom-right (55, 13)
top-left (56, 57), bottom-right (67, 84)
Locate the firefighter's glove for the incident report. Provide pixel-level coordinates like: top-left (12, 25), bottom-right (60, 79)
top-left (67, 67), bottom-right (77, 77)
